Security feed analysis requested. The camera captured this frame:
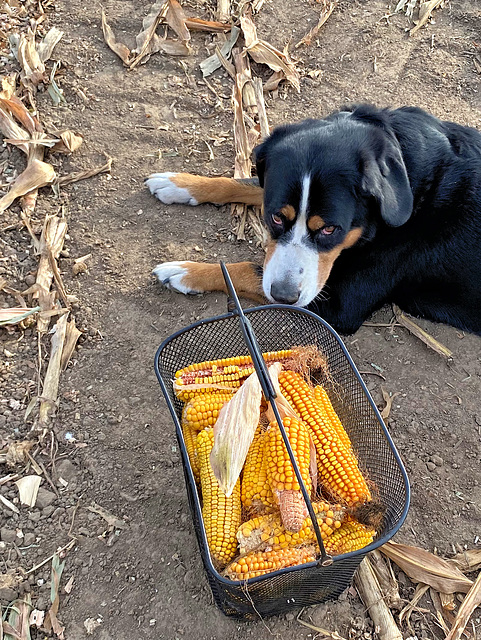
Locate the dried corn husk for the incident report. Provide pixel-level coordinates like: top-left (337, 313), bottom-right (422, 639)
top-left (0, 158), bottom-right (55, 213)
top-left (0, 306), bottom-right (40, 326)
top-left (449, 549), bottom-right (481, 573)
top-left (445, 570), bottom-right (481, 640)
top-left (15, 475), bottom-right (42, 507)
top-left (210, 363), bottom-right (282, 496)
top-left (381, 541), bottom-right (473, 594)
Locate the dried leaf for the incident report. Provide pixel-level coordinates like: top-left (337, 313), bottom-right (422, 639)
top-left (38, 314), bottom-right (69, 429)
top-left (381, 541), bottom-right (473, 594)
top-left (393, 305), bottom-right (453, 358)
top-left (0, 307), bottom-right (40, 326)
top-left (240, 16), bottom-right (300, 92)
top-left (28, 610), bottom-right (45, 629)
top-left (165, 0), bottom-right (191, 43)
top-left (185, 18), bottom-right (230, 32)
top-left (37, 27), bottom-right (64, 62)
top-left (60, 318), bottom-right (82, 371)
top-left (130, 0), bottom-right (168, 69)
top-left (450, 549), bottom-right (481, 573)
top-left (200, 25), bottom-right (239, 77)
top-left (6, 441), bottom-right (34, 467)
top-left (101, 10), bottom-right (131, 65)
top-left (0, 494), bottom-right (19, 514)
top-left (264, 70), bottom-right (284, 92)
top-left (0, 569), bottom-right (23, 590)
top-left (0, 106), bottom-right (30, 154)
top-left (155, 38), bottom-right (191, 56)
top-left (380, 387), bottom-right (401, 420)
top-left (51, 130), bottom-right (83, 154)
top-left (87, 502), bottom-right (126, 529)
top-left (84, 618), bottom-right (102, 635)
top-left (57, 157), bottom-right (112, 186)
top-left (5, 593), bottom-right (31, 640)
top-left (44, 553), bottom-right (65, 639)
top-left (17, 29), bottom-right (46, 88)
top-left (445, 570), bottom-right (481, 640)
top-left (410, 0), bottom-right (444, 35)
top-left (15, 476), bottom-right (42, 507)
top-left (295, 1), bottom-right (335, 48)
top-left (63, 576), bottom-right (74, 594)
top-left (0, 78), bottom-right (40, 134)
top-left (0, 159), bottom-right (55, 213)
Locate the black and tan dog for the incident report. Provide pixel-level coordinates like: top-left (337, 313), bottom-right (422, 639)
top-left (146, 104), bottom-right (481, 335)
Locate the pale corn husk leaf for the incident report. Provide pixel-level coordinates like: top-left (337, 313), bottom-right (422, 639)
top-left (445, 570), bottom-right (481, 640)
top-left (411, 0), bottom-right (444, 35)
top-left (101, 10), bottom-right (131, 64)
top-left (37, 27), bottom-right (64, 62)
top-left (5, 593), bottom-right (31, 640)
top-left (0, 106), bottom-right (30, 154)
top-left (130, 0), bottom-right (168, 69)
top-left (60, 318), bottom-right (82, 371)
top-left (17, 29), bottom-right (45, 87)
top-left (38, 314), bottom-right (69, 428)
top-left (6, 441), bottom-right (34, 467)
top-left (450, 549), bottom-right (481, 573)
top-left (29, 610), bottom-right (45, 629)
top-left (15, 475), bottom-right (41, 507)
top-left (51, 130), bottom-right (83, 154)
top-left (210, 367), bottom-right (267, 496)
top-left (153, 38), bottom-right (191, 56)
top-left (381, 541), bottom-right (473, 594)
top-left (185, 18), bottom-right (230, 32)
top-left (0, 159), bottom-right (56, 213)
top-left (165, 0), bottom-right (191, 44)
top-left (0, 307), bottom-right (40, 326)
top-left (0, 75), bottom-right (40, 134)
top-left (43, 553), bottom-right (65, 639)
top-left (240, 16), bottom-right (300, 92)
top-left (0, 494), bottom-right (19, 514)
top-left (264, 70), bottom-right (284, 92)
top-left (200, 25), bottom-right (239, 77)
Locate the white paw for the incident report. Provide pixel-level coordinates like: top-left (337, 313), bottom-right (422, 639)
top-left (153, 261), bottom-right (200, 295)
top-left (145, 173), bottom-right (198, 206)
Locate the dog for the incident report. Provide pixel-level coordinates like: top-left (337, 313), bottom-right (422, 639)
top-left (146, 104), bottom-right (481, 335)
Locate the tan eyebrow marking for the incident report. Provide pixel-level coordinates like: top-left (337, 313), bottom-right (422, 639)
top-left (280, 205), bottom-right (296, 221)
top-left (307, 215), bottom-right (326, 232)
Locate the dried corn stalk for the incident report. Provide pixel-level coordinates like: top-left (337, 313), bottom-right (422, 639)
top-left (445, 570), bottom-right (481, 640)
top-left (295, 1), bottom-right (335, 48)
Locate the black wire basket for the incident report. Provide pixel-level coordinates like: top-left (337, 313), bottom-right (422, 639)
top-left (154, 295), bottom-right (410, 620)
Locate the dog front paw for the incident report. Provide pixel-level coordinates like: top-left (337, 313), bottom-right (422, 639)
top-left (145, 173), bottom-right (198, 206)
top-left (153, 261), bottom-right (201, 295)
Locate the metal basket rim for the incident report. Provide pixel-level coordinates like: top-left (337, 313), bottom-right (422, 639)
top-left (154, 303), bottom-right (410, 588)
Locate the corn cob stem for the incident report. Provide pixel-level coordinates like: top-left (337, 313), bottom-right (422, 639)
top-left (197, 429), bottom-right (242, 567)
top-left (225, 546), bottom-right (317, 581)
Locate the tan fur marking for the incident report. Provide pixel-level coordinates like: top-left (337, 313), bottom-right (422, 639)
top-left (307, 215), bottom-right (325, 232)
top-left (263, 241), bottom-right (277, 269)
top-left (317, 227), bottom-right (364, 289)
top-left (280, 205), bottom-right (296, 221)
top-left (181, 262), bottom-right (265, 303)
top-left (171, 174), bottom-right (263, 205)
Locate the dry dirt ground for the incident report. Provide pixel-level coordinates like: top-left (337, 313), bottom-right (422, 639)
top-left (1, 0), bottom-right (481, 638)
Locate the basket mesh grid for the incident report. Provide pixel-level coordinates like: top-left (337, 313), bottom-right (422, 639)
top-left (155, 306), bottom-right (409, 619)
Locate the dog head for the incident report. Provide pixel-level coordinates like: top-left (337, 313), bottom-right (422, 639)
top-left (254, 105), bottom-right (413, 307)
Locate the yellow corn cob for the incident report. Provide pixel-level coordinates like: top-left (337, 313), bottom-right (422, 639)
top-left (313, 385), bottom-right (352, 451)
top-left (323, 517), bottom-right (375, 555)
top-left (197, 429), bottom-right (242, 567)
top-left (241, 426), bottom-right (275, 514)
top-left (279, 371), bottom-right (371, 507)
top-left (225, 545), bottom-right (317, 581)
top-left (182, 392), bottom-right (234, 432)
top-left (174, 350), bottom-right (292, 400)
top-left (237, 502), bottom-right (345, 554)
top-left (181, 421), bottom-right (200, 484)
top-left (265, 416), bottom-right (312, 533)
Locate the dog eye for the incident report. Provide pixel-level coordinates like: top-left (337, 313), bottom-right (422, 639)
top-left (272, 214), bottom-right (283, 226)
top-left (320, 225), bottom-right (336, 235)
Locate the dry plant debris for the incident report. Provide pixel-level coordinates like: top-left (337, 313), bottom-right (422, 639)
top-left (394, 0), bottom-right (445, 35)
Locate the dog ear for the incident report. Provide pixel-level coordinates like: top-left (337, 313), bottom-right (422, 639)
top-left (361, 139), bottom-right (413, 227)
top-left (254, 140), bottom-right (267, 188)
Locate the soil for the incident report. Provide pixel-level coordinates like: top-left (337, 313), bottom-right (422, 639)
top-left (1, 0), bottom-right (481, 639)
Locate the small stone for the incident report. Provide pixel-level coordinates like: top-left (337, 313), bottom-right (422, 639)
top-left (285, 613), bottom-right (295, 622)
top-left (23, 533), bottom-right (36, 546)
top-left (35, 488), bottom-right (56, 509)
top-left (24, 274), bottom-right (36, 286)
top-left (1, 527), bottom-right (17, 543)
top-left (0, 415), bottom-right (6, 428)
top-left (28, 511), bottom-right (41, 523)
top-left (42, 505), bottom-right (55, 517)
top-left (0, 587), bottom-right (18, 601)
top-left (56, 458), bottom-right (78, 484)
top-left (36, 596), bottom-right (48, 610)
top-left (426, 461), bottom-right (436, 472)
top-left (431, 455), bottom-right (443, 467)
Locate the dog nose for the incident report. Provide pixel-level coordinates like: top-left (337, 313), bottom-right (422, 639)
top-left (270, 282), bottom-right (300, 305)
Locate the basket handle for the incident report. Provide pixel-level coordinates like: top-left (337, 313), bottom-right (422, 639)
top-left (220, 261), bottom-right (332, 567)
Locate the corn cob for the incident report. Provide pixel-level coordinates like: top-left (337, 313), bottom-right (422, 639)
top-left (182, 392), bottom-right (234, 432)
top-left (265, 416), bottom-right (312, 533)
top-left (241, 426), bottom-right (275, 514)
top-left (323, 517), bottom-right (375, 555)
top-left (237, 502), bottom-right (345, 555)
top-left (279, 371), bottom-right (371, 507)
top-left (313, 385), bottom-right (352, 452)
top-left (181, 421), bottom-right (200, 483)
top-left (225, 545), bottom-right (317, 581)
top-left (197, 429), bottom-right (242, 567)
top-left (174, 350), bottom-right (292, 400)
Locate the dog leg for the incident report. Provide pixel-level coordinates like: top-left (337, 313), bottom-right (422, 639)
top-left (153, 261), bottom-right (265, 303)
top-left (146, 173), bottom-right (263, 206)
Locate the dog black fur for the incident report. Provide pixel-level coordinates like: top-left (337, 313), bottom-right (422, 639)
top-left (255, 104), bottom-right (481, 335)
